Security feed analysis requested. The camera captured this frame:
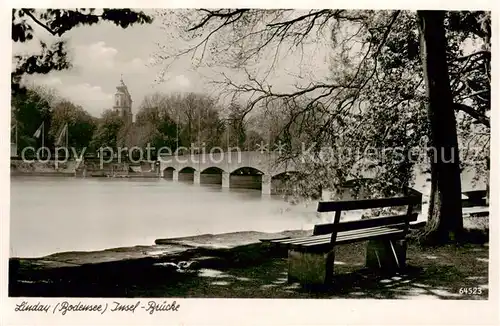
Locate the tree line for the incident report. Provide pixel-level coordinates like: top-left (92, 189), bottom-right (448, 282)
top-left (11, 86), bottom-right (293, 157)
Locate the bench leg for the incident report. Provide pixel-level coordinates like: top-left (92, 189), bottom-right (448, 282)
top-left (288, 249), bottom-right (335, 286)
top-left (365, 239), bottom-right (407, 272)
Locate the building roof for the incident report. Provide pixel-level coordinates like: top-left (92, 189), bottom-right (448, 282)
top-left (116, 77), bottom-right (132, 100)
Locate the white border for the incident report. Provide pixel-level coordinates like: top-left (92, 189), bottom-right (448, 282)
top-left (1, 1), bottom-right (499, 325)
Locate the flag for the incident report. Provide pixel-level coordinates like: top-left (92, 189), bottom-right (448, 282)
top-left (55, 123), bottom-right (68, 146)
top-left (11, 124), bottom-right (17, 149)
top-left (33, 122), bottom-right (43, 138)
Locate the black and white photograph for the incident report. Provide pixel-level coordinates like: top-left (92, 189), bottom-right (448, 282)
top-left (4, 2), bottom-right (498, 324)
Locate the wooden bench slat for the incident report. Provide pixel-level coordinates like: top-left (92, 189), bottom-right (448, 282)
top-left (271, 234), bottom-right (329, 245)
top-left (289, 226), bottom-right (404, 249)
top-left (287, 224), bottom-right (405, 246)
top-left (462, 206), bottom-right (489, 213)
top-left (271, 226), bottom-right (384, 244)
top-left (313, 213), bottom-right (417, 235)
top-left (260, 236), bottom-right (291, 243)
top-left (271, 222), bottom-right (406, 246)
top-left (317, 196), bottom-right (421, 212)
top-left (337, 228), bottom-right (405, 243)
top-left (293, 229), bottom-right (405, 252)
top-left (300, 227), bottom-right (404, 247)
top-left (463, 206), bottom-right (489, 217)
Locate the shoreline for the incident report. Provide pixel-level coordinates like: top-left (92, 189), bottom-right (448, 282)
top-left (11, 209), bottom-right (488, 261)
top-left (10, 172), bottom-right (160, 178)
top-left (9, 227), bottom-right (489, 298)
top-left (10, 210), bottom-right (487, 260)
top-left (10, 229), bottom-right (312, 261)
top-left (11, 171), bottom-right (76, 177)
top-left (9, 229), bottom-right (307, 297)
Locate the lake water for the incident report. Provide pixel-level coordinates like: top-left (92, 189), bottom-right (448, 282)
top-left (10, 177), bottom-right (323, 258)
top-left (10, 171), bottom-right (484, 258)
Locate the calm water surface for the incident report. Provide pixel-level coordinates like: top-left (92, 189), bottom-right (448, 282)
top-left (10, 177), bottom-right (321, 258)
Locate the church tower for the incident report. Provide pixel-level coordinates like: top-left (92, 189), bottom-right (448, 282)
top-left (113, 76), bottom-right (133, 124)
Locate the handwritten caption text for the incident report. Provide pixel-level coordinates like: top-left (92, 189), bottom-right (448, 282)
top-left (15, 300), bottom-right (180, 315)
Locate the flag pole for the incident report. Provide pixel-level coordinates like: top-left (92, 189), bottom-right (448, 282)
top-left (176, 113), bottom-right (179, 153)
top-left (16, 123), bottom-right (18, 157)
top-left (65, 124), bottom-right (69, 160)
top-left (41, 121), bottom-right (45, 153)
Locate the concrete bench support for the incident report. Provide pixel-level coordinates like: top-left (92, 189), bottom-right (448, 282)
top-left (287, 249), bottom-right (335, 286)
top-left (365, 239), bottom-right (407, 272)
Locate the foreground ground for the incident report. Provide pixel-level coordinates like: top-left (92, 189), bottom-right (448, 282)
top-left (9, 228), bottom-right (489, 299)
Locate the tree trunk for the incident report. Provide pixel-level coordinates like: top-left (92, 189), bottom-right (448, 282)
top-left (485, 157), bottom-right (490, 206)
top-left (417, 11), bottom-right (463, 243)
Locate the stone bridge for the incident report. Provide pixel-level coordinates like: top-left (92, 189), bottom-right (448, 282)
top-left (159, 151), bottom-right (298, 194)
top-left (158, 150), bottom-right (486, 197)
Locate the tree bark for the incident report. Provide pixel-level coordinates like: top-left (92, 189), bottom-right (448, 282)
top-left (417, 11), bottom-right (463, 243)
top-left (486, 157), bottom-right (490, 206)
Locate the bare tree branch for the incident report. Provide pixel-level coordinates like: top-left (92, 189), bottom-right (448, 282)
top-left (454, 103), bottom-right (490, 127)
top-left (22, 9), bottom-right (58, 35)
top-left (187, 9), bottom-right (250, 31)
top-left (454, 50), bottom-right (490, 61)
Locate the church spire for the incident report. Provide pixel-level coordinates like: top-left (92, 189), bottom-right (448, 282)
top-left (114, 74), bottom-right (133, 124)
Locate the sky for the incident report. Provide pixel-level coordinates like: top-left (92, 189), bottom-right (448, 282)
top-left (13, 10), bottom-right (209, 117)
top-left (13, 9), bottom-right (332, 118)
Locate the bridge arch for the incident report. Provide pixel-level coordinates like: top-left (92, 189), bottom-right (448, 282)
top-left (178, 166), bottom-right (196, 182)
top-left (201, 166), bottom-right (226, 174)
top-left (230, 166), bottom-right (265, 191)
top-left (200, 167), bottom-right (226, 185)
top-left (271, 171), bottom-right (302, 195)
top-left (163, 167), bottom-right (175, 179)
top-left (230, 166), bottom-right (264, 175)
top-left (179, 166), bottom-right (196, 173)
top-left (271, 171), bottom-right (301, 179)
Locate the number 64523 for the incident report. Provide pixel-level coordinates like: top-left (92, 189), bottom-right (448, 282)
top-left (459, 287), bottom-right (482, 295)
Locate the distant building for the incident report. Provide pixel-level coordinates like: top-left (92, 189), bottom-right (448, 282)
top-left (11, 143), bottom-right (17, 157)
top-left (11, 119), bottom-right (18, 157)
top-left (113, 76), bottom-right (133, 124)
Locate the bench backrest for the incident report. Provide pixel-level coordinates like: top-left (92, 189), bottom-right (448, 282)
top-left (317, 196), bottom-right (420, 213)
top-left (313, 212), bottom-right (419, 235)
top-left (462, 190), bottom-right (487, 199)
top-left (313, 196), bottom-right (421, 238)
top-left (462, 190), bottom-right (488, 208)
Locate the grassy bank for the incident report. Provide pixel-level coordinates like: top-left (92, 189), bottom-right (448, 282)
top-left (9, 230), bottom-right (489, 299)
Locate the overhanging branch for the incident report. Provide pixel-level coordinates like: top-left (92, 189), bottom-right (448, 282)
top-left (454, 103), bottom-right (490, 128)
top-left (22, 9), bottom-right (57, 36)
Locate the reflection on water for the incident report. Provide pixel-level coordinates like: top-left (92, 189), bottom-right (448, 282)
top-left (10, 177), bottom-right (321, 258)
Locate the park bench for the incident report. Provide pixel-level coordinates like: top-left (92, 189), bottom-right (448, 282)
top-left (462, 190), bottom-right (489, 217)
top-left (266, 195), bottom-right (421, 287)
